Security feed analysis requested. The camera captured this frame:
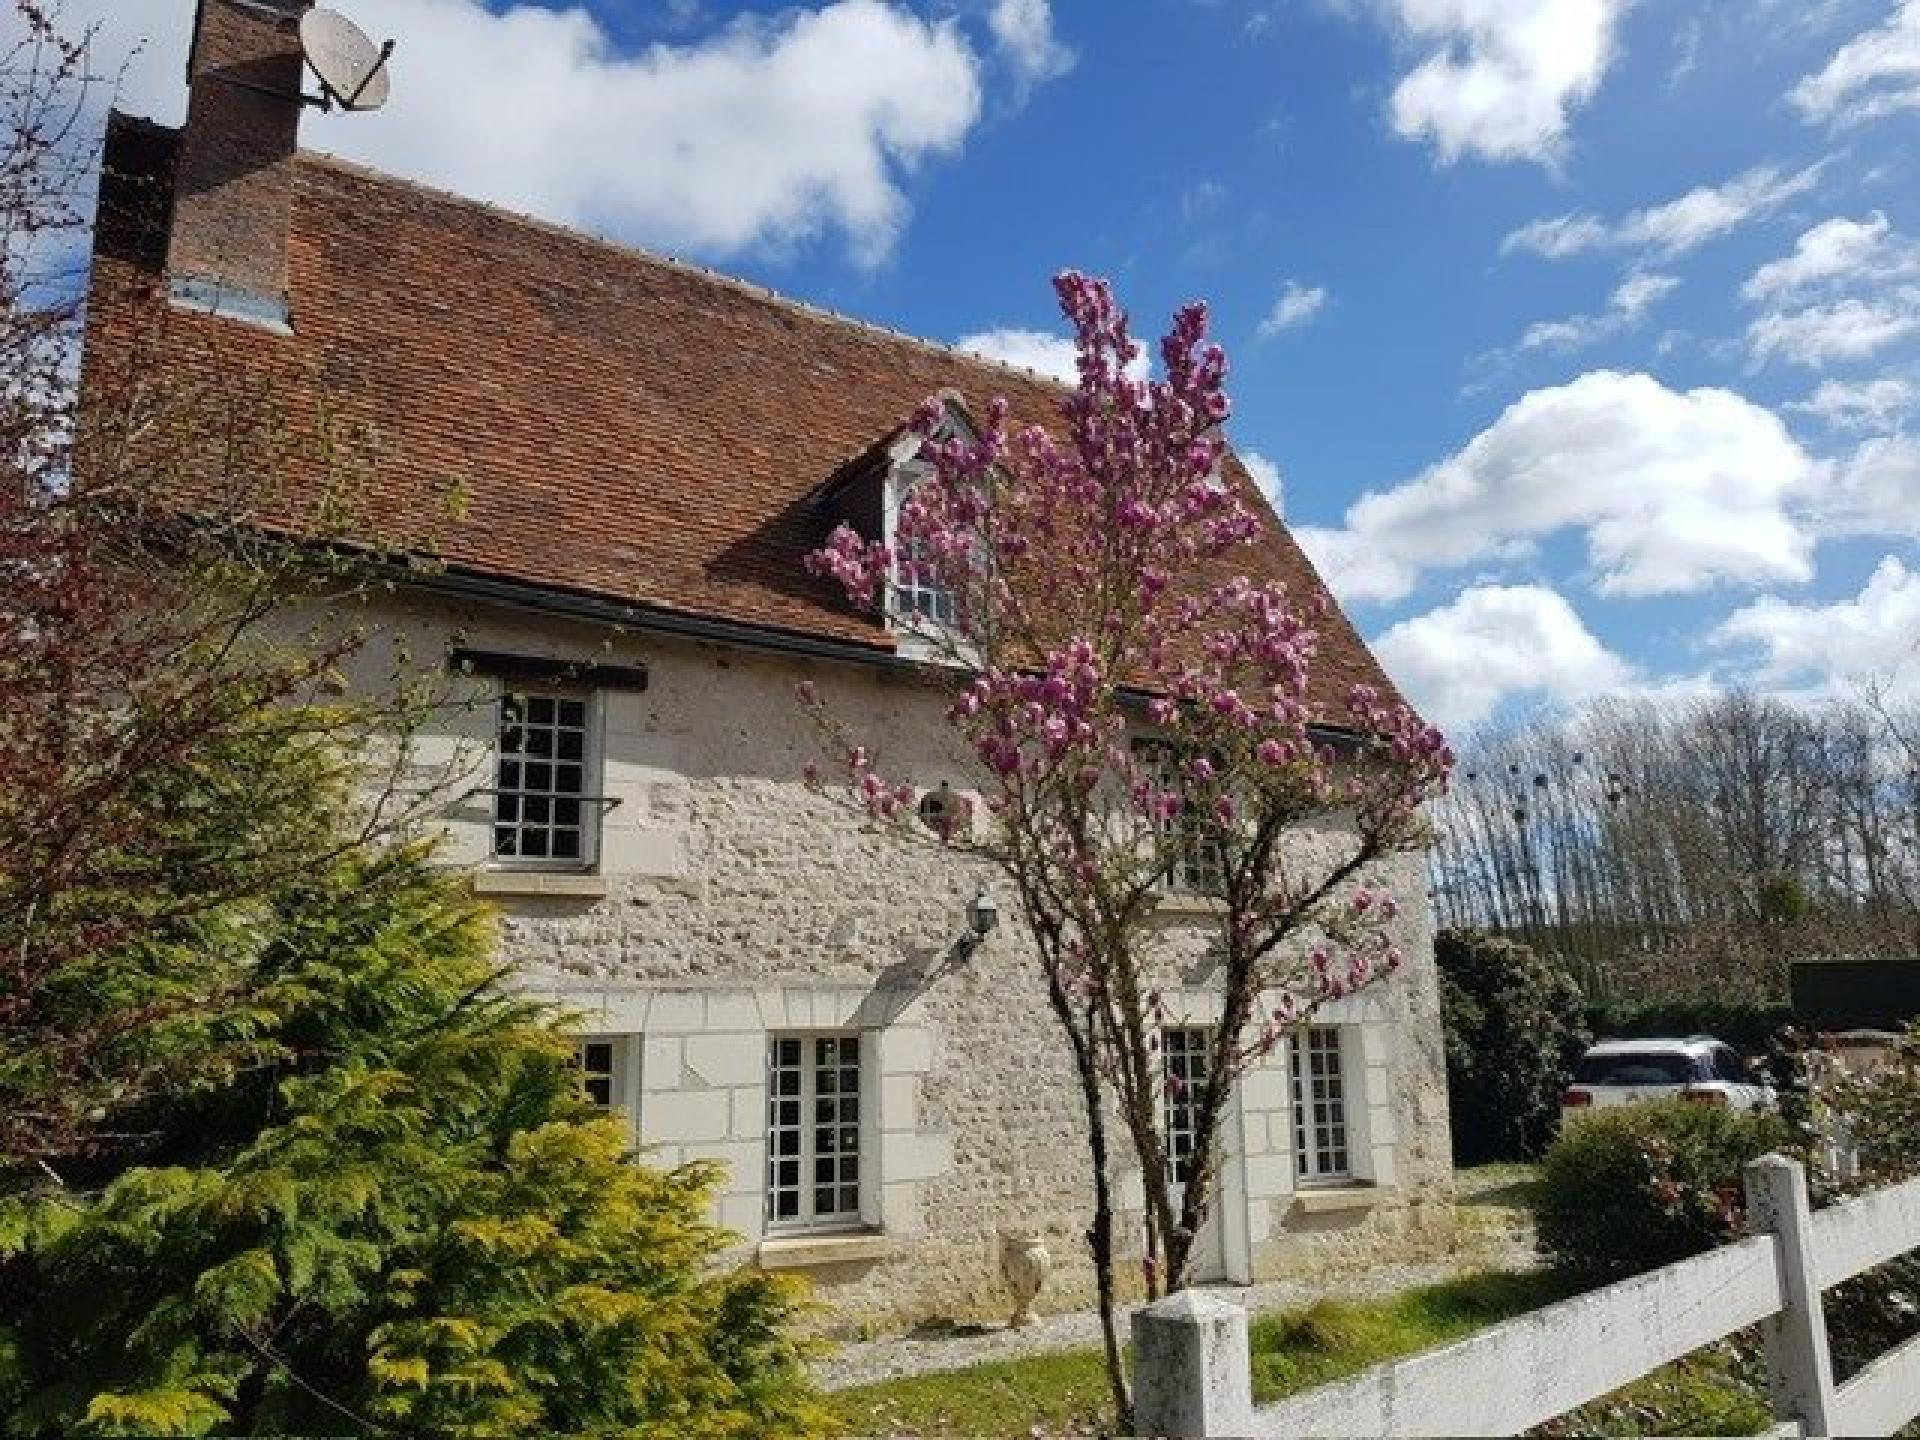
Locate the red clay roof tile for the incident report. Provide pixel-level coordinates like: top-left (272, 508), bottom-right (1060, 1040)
top-left (85, 113), bottom-right (1403, 717)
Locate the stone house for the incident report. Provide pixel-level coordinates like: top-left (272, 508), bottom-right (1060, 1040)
top-left (82, 0), bottom-right (1453, 1331)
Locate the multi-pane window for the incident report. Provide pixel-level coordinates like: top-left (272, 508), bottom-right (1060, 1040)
top-left (1136, 741), bottom-right (1226, 894)
top-left (766, 1035), bottom-right (863, 1230)
top-left (1290, 1026), bottom-right (1351, 1182)
top-left (1163, 1027), bottom-right (1212, 1185)
top-left (493, 691), bottom-right (592, 864)
top-left (886, 468), bottom-right (959, 630)
top-left (575, 1038), bottom-right (622, 1109)
top-left (891, 537), bottom-right (956, 626)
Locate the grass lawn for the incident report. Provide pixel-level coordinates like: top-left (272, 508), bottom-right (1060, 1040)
top-left (832, 1165), bottom-right (1911, 1437)
top-left (1453, 1161), bottom-right (1543, 1260)
top-left (831, 1343), bottom-right (1117, 1440)
top-left (829, 1268), bottom-right (1571, 1438)
top-left (1535, 1338), bottom-right (1773, 1438)
top-left (1248, 1269), bottom-right (1569, 1399)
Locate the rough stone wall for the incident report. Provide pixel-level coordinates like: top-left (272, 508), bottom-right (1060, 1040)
top-left (328, 590), bottom-right (1454, 1332)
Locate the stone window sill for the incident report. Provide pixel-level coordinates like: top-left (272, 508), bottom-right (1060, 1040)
top-left (1151, 892), bottom-right (1226, 917)
top-left (472, 870), bottom-right (610, 898)
top-left (756, 1231), bottom-right (894, 1270)
top-left (1292, 1184), bottom-right (1393, 1215)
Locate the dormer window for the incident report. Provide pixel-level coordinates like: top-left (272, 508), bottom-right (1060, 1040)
top-left (892, 534), bottom-right (956, 627)
top-left (810, 406), bottom-right (975, 654)
top-left (886, 463), bottom-right (957, 635)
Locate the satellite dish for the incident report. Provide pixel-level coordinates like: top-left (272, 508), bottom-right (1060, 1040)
top-left (299, 8), bottom-right (393, 113)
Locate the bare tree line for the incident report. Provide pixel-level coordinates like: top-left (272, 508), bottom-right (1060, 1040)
top-left (1432, 690), bottom-right (1920, 1000)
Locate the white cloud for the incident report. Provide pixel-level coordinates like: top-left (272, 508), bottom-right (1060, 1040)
top-left (1501, 163), bottom-right (1824, 260)
top-left (1821, 433), bottom-right (1920, 537)
top-left (1790, 0), bottom-right (1920, 128)
top-left (1295, 371), bottom-right (1817, 604)
top-left (1741, 212), bottom-right (1920, 367)
top-left (1626, 164), bottom-right (1826, 257)
top-left (1240, 451), bottom-right (1285, 513)
top-left (1751, 295), bottom-right (1920, 366)
top-left (1668, 16), bottom-right (1701, 90)
top-left (1786, 376), bottom-right (1918, 430)
top-left (1742, 212), bottom-right (1920, 301)
top-left (1711, 556), bottom-right (1920, 699)
top-left (954, 327), bottom-right (1079, 383)
top-left (1383, 0), bottom-right (1631, 166)
top-left (1748, 297), bottom-right (1920, 368)
top-left (987, 0), bottom-right (1074, 86)
top-left (1500, 213), bottom-right (1611, 259)
top-left (30, 0), bottom-right (990, 266)
top-left (1517, 271), bottom-right (1678, 353)
top-left (1373, 583), bottom-right (1634, 734)
top-left (952, 327), bottom-right (1151, 384)
top-left (1610, 271), bottom-right (1681, 319)
top-left (1257, 281), bottom-right (1328, 338)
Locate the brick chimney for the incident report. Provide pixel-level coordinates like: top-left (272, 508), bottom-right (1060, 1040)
top-left (166, 0), bottom-right (311, 330)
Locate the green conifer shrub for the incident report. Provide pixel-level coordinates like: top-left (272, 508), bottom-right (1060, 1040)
top-left (1, 843), bottom-right (825, 1437)
top-left (1438, 930), bottom-right (1590, 1164)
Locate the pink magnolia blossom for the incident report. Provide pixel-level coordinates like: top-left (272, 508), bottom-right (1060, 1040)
top-left (796, 272), bottom-right (1454, 1311)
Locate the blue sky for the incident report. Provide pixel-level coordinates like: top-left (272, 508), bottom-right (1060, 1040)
top-left (53, 0), bottom-right (1920, 734)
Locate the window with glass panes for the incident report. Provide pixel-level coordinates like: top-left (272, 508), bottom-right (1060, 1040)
top-left (891, 536), bottom-right (956, 626)
top-left (574, 1038), bottom-right (620, 1109)
top-left (1163, 1027), bottom-right (1211, 1185)
top-left (493, 691), bottom-right (592, 864)
top-left (1135, 741), bottom-right (1226, 894)
top-left (1290, 1026), bottom-right (1351, 1182)
top-left (766, 1035), bottom-right (863, 1229)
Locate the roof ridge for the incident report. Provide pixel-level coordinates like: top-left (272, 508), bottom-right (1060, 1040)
top-left (290, 140), bottom-right (1079, 397)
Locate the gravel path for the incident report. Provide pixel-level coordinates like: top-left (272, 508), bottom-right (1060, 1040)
top-left (816, 1229), bottom-right (1536, 1392)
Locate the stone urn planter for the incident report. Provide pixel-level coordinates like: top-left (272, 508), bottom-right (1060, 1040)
top-left (998, 1229), bottom-right (1052, 1328)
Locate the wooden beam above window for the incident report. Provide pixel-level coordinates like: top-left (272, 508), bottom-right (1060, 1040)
top-left (447, 647), bottom-right (649, 692)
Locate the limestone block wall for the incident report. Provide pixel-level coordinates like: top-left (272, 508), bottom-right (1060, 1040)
top-left (323, 589), bottom-right (1455, 1330)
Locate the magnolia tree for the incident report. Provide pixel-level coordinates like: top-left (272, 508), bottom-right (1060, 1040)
top-left (804, 272), bottom-right (1450, 1420)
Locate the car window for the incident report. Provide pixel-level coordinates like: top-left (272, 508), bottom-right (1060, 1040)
top-left (1713, 1047), bottom-right (1748, 1084)
top-left (1573, 1051), bottom-right (1703, 1086)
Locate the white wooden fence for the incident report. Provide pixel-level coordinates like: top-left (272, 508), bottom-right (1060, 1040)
top-left (1132, 1155), bottom-right (1920, 1438)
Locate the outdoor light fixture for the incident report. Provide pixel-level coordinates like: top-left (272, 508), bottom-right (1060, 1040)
top-left (953, 886), bottom-right (1000, 960)
top-left (967, 887), bottom-right (999, 939)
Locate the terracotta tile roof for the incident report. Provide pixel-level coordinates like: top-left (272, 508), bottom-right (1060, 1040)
top-left (85, 112), bottom-right (1405, 717)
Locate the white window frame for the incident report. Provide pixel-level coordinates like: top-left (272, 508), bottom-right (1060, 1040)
top-left (1163, 1026), bottom-right (1213, 1186)
top-left (572, 1034), bottom-right (638, 1118)
top-left (490, 686), bottom-right (601, 871)
top-left (765, 1032), bottom-right (866, 1234)
top-left (1290, 1026), bottom-right (1353, 1184)
top-left (1135, 739), bottom-right (1227, 896)
top-left (884, 461), bottom-right (959, 638)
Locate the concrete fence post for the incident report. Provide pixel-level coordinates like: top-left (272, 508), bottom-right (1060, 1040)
top-left (1131, 1289), bottom-right (1254, 1438)
top-left (1744, 1153), bottom-right (1838, 1438)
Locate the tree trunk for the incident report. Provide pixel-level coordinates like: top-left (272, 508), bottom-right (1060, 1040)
top-left (1043, 964), bottom-right (1132, 1430)
top-left (1080, 1056), bottom-right (1130, 1432)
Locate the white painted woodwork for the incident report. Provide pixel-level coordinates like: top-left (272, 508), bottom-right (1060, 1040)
top-left (1132, 1156), bottom-right (1920, 1439)
top-left (1244, 1234), bottom-right (1784, 1437)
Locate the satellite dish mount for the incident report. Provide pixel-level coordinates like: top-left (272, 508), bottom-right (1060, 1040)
top-left (210, 6), bottom-right (394, 113)
top-left (298, 8), bottom-right (394, 113)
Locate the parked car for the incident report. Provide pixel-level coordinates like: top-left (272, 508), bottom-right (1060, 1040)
top-left (1561, 1036), bottom-right (1774, 1120)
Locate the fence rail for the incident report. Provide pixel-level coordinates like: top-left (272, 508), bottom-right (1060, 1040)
top-left (1132, 1156), bottom-right (1920, 1438)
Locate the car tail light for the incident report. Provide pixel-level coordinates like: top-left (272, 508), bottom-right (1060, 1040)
top-left (1682, 1087), bottom-right (1728, 1105)
top-left (1561, 1089), bottom-right (1592, 1108)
